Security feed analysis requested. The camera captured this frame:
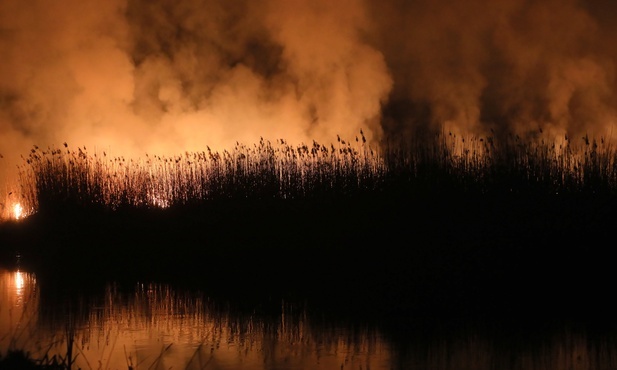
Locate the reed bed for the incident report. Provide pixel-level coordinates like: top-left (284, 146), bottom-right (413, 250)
top-left (14, 133), bottom-right (386, 215)
top-left (6, 130), bottom-right (617, 218)
top-left (384, 131), bottom-right (617, 195)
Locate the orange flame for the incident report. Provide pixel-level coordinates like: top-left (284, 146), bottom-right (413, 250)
top-left (12, 203), bottom-right (23, 220)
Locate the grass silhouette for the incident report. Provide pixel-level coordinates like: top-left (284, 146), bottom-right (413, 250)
top-left (5, 130), bottom-right (617, 219)
top-left (1, 131), bottom-right (617, 322)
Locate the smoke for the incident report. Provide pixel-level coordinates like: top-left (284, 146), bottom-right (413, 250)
top-left (2, 0), bottom-right (617, 189)
top-left (372, 0), bottom-right (617, 142)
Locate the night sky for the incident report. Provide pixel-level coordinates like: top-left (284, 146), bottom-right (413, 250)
top-left (2, 0), bottom-right (617, 188)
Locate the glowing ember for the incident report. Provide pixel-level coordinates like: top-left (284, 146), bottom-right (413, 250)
top-left (12, 203), bottom-right (23, 220)
top-left (149, 193), bottom-right (170, 209)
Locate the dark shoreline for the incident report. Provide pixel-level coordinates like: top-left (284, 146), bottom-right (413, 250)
top-left (2, 189), bottom-right (616, 329)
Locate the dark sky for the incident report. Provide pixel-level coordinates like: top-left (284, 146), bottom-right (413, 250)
top-left (2, 0), bottom-right (617, 187)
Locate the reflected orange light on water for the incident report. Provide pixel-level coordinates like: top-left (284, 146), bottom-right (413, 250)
top-left (0, 269), bottom-right (39, 353)
top-left (14, 271), bottom-right (24, 296)
top-left (0, 269), bottom-right (36, 309)
top-left (0, 276), bottom-right (393, 370)
top-left (2, 272), bottom-right (617, 369)
top-left (82, 284), bottom-right (392, 370)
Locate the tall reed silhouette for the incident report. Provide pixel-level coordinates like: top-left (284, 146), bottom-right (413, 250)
top-left (7, 130), bottom-right (617, 218)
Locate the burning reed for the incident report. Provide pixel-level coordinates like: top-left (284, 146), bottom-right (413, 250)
top-left (5, 131), bottom-right (617, 219)
top-left (3, 132), bottom-right (617, 325)
top-left (14, 135), bottom-right (385, 216)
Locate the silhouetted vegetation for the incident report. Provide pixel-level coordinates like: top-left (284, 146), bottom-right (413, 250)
top-left (13, 133), bottom-right (385, 216)
top-left (0, 349), bottom-right (76, 370)
top-left (1, 131), bottom-right (617, 323)
top-left (7, 130), bottom-right (617, 218)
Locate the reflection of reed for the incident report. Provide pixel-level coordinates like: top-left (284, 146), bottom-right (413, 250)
top-left (76, 283), bottom-right (391, 369)
top-left (393, 328), bottom-right (617, 370)
top-left (3, 275), bottom-right (617, 369)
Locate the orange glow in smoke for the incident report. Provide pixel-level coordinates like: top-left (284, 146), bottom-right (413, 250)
top-left (2, 0), bottom-right (617, 199)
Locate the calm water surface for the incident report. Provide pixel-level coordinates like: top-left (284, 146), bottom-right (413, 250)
top-left (2, 268), bottom-right (617, 370)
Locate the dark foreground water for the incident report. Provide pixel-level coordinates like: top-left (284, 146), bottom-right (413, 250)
top-left (2, 193), bottom-right (617, 369)
top-left (3, 268), bottom-right (617, 370)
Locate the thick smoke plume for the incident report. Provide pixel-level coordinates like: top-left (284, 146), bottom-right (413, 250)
top-left (373, 0), bottom-right (617, 144)
top-left (2, 0), bottom-right (617, 190)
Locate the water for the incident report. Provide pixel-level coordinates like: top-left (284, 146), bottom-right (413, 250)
top-left (1, 269), bottom-right (394, 369)
top-left (3, 268), bottom-right (617, 370)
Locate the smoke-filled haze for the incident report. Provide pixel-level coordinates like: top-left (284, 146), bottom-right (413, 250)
top-left (2, 0), bottom-right (617, 190)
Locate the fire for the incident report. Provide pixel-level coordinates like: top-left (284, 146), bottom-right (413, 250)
top-left (148, 192), bottom-right (170, 209)
top-left (12, 203), bottom-right (23, 220)
top-left (1, 185), bottom-right (33, 221)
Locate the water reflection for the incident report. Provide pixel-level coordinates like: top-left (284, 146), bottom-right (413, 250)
top-left (1, 270), bottom-right (392, 369)
top-left (2, 268), bottom-right (617, 370)
top-left (83, 284), bottom-right (393, 370)
top-left (0, 268), bottom-right (38, 352)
